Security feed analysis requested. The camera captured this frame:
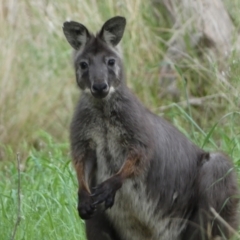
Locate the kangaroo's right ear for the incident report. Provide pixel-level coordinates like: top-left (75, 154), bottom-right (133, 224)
top-left (63, 21), bottom-right (90, 51)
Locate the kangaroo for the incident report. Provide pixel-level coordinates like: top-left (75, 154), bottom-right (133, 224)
top-left (63, 16), bottom-right (239, 240)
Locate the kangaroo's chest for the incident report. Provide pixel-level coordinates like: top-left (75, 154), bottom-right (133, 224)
top-left (90, 113), bottom-right (128, 182)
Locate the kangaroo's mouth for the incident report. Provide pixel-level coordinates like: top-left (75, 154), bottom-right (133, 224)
top-left (91, 91), bottom-right (109, 99)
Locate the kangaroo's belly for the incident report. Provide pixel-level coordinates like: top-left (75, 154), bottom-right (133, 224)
top-left (105, 177), bottom-right (186, 240)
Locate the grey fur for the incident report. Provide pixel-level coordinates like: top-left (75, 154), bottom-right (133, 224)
top-left (63, 16), bottom-right (239, 240)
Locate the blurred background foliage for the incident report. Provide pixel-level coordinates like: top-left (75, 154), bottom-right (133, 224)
top-left (0, 0), bottom-right (240, 160)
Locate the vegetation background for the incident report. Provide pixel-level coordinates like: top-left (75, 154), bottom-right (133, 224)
top-left (0, 0), bottom-right (240, 239)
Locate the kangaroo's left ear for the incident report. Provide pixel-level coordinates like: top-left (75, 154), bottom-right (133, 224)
top-left (99, 16), bottom-right (126, 47)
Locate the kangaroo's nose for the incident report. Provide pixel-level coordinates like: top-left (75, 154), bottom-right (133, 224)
top-left (92, 83), bottom-right (108, 93)
top-left (91, 83), bottom-right (109, 98)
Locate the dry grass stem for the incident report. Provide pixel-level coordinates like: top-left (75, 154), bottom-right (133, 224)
top-left (11, 153), bottom-right (22, 240)
top-left (210, 207), bottom-right (240, 238)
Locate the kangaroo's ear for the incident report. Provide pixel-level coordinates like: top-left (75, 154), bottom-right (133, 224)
top-left (63, 21), bottom-right (90, 50)
top-left (99, 16), bottom-right (126, 46)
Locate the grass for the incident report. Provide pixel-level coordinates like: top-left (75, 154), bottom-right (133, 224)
top-left (0, 132), bottom-right (86, 240)
top-left (1, 0), bottom-right (240, 239)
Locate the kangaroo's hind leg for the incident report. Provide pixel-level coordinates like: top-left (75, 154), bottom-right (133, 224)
top-left (182, 152), bottom-right (239, 240)
top-left (85, 208), bottom-right (121, 240)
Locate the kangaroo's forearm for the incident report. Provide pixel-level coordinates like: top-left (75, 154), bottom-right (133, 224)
top-left (74, 161), bottom-right (91, 193)
top-left (116, 149), bottom-right (145, 180)
top-left (90, 149), bottom-right (146, 208)
top-left (73, 149), bottom-right (96, 194)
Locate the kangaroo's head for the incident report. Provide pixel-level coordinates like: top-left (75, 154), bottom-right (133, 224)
top-left (63, 16), bottom-right (126, 99)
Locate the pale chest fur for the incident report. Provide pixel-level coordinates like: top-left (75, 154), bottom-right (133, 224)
top-left (90, 113), bottom-right (127, 182)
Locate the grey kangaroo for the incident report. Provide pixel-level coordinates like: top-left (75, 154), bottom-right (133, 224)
top-left (63, 16), bottom-right (239, 240)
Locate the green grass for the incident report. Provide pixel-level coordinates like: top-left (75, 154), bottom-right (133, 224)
top-left (0, 133), bottom-right (86, 240)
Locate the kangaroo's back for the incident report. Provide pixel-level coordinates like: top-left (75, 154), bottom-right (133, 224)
top-left (63, 16), bottom-right (239, 240)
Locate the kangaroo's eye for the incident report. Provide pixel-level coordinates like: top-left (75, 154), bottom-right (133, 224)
top-left (80, 62), bottom-right (88, 70)
top-left (108, 59), bottom-right (115, 66)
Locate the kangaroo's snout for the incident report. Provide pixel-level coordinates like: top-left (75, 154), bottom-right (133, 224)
top-left (91, 82), bottom-right (109, 98)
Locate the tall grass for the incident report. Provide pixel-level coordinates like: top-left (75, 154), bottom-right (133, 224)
top-left (1, 0), bottom-right (239, 158)
top-left (0, 133), bottom-right (86, 239)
